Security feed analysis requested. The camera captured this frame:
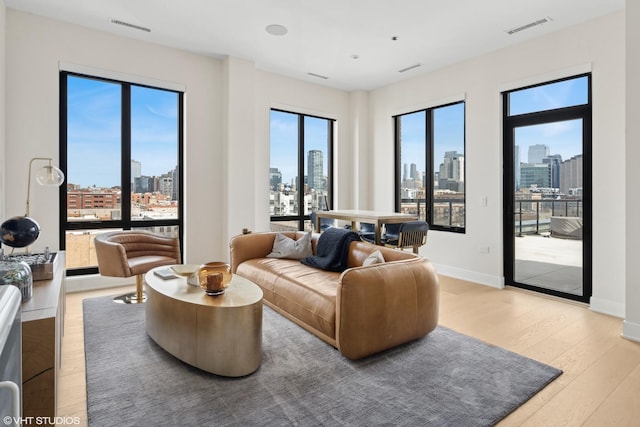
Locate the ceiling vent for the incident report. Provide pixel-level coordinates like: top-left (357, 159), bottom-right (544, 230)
top-left (307, 72), bottom-right (329, 80)
top-left (506, 17), bottom-right (552, 35)
top-left (398, 63), bottom-right (422, 73)
top-left (109, 18), bottom-right (151, 33)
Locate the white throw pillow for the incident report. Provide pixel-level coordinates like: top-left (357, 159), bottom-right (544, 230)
top-left (267, 233), bottom-right (313, 260)
top-left (362, 249), bottom-right (385, 266)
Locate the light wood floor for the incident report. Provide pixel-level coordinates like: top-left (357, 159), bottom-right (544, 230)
top-left (57, 277), bottom-right (640, 426)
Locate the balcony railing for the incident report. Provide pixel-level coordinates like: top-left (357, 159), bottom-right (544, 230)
top-left (399, 198), bottom-right (465, 228)
top-left (514, 198), bottom-right (583, 235)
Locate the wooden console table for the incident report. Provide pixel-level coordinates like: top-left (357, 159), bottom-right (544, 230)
top-left (21, 251), bottom-right (65, 422)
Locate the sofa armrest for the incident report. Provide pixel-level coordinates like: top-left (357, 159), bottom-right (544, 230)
top-left (335, 257), bottom-right (439, 360)
top-left (229, 233), bottom-right (278, 273)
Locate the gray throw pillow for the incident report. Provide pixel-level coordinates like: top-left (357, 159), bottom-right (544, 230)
top-left (362, 249), bottom-right (385, 266)
top-left (267, 233), bottom-right (313, 259)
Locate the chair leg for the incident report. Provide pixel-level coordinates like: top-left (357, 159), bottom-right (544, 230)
top-left (113, 274), bottom-right (147, 304)
top-left (133, 274), bottom-right (146, 303)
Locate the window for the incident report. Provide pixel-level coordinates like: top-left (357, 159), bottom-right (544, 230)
top-left (59, 72), bottom-right (184, 275)
top-left (269, 109), bottom-right (334, 231)
top-left (395, 101), bottom-right (465, 232)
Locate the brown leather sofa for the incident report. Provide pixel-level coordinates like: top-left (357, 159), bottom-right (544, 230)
top-left (230, 231), bottom-right (439, 360)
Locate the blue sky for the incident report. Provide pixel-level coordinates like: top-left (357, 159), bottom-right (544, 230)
top-left (270, 110), bottom-right (330, 185)
top-left (510, 77), bottom-right (587, 162)
top-left (67, 76), bottom-right (178, 188)
top-left (397, 76), bottom-right (588, 178)
top-left (68, 74), bottom-right (586, 189)
top-left (399, 103), bottom-right (465, 177)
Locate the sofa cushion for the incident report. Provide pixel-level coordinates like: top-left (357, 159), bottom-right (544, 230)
top-left (236, 257), bottom-right (339, 339)
top-left (266, 232), bottom-right (313, 260)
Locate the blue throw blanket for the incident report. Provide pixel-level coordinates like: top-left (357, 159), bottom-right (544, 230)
top-left (301, 227), bottom-right (362, 272)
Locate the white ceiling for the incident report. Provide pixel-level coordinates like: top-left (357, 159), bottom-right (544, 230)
top-left (5, 0), bottom-right (624, 91)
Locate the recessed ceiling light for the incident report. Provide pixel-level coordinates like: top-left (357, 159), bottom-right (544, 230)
top-left (266, 24), bottom-right (288, 36)
top-left (351, 54), bottom-right (360, 60)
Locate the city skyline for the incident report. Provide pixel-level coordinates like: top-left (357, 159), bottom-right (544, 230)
top-left (67, 75), bottom-right (179, 188)
top-left (270, 110), bottom-right (330, 185)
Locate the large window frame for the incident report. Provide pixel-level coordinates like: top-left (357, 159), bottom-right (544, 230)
top-left (269, 109), bottom-right (334, 231)
top-left (502, 73), bottom-right (592, 303)
top-left (394, 101), bottom-right (466, 233)
top-left (59, 71), bottom-right (184, 276)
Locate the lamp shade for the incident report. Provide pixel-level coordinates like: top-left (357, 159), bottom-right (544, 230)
top-left (35, 165), bottom-right (65, 186)
top-left (0, 216), bottom-right (41, 248)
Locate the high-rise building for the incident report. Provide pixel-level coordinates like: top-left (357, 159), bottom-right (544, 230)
top-left (159, 175), bottom-right (173, 198)
top-left (520, 163), bottom-right (551, 189)
top-left (410, 163), bottom-right (419, 183)
top-left (543, 154), bottom-right (563, 189)
top-left (270, 167), bottom-right (282, 190)
top-left (403, 163), bottom-right (408, 183)
top-left (171, 166), bottom-right (179, 201)
top-left (560, 154), bottom-right (583, 194)
top-left (134, 176), bottom-right (154, 194)
top-left (528, 144), bottom-right (550, 164)
top-left (438, 151), bottom-right (464, 192)
top-left (307, 150), bottom-right (323, 191)
top-left (131, 159), bottom-right (142, 192)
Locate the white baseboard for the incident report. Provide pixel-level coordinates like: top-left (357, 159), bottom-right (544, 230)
top-left (66, 274), bottom-right (135, 293)
top-left (622, 320), bottom-right (640, 343)
top-left (434, 264), bottom-right (504, 289)
top-left (435, 266), bottom-right (628, 321)
top-left (589, 296), bottom-right (625, 319)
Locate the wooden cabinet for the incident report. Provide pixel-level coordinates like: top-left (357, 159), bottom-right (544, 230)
top-left (21, 252), bottom-right (65, 422)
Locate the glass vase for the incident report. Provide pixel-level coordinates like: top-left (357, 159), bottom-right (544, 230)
top-left (198, 262), bottom-right (232, 295)
top-left (0, 260), bottom-right (33, 302)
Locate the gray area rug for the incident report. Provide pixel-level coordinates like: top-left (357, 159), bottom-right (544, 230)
top-left (83, 296), bottom-right (561, 427)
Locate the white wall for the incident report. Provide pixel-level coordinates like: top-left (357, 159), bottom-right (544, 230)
top-left (624, 1), bottom-right (640, 341)
top-left (4, 9), bottom-right (222, 267)
top-left (222, 57), bottom-right (257, 246)
top-left (369, 12), bottom-right (626, 315)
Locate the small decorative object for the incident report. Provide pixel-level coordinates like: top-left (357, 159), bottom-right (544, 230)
top-left (198, 262), bottom-right (232, 295)
top-left (0, 216), bottom-right (41, 248)
top-left (203, 273), bottom-right (225, 296)
top-left (170, 264), bottom-right (200, 286)
top-left (0, 260), bottom-right (33, 302)
top-left (1, 250), bottom-right (56, 281)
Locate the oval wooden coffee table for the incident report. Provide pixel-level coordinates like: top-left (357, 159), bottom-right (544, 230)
top-left (145, 266), bottom-right (263, 377)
